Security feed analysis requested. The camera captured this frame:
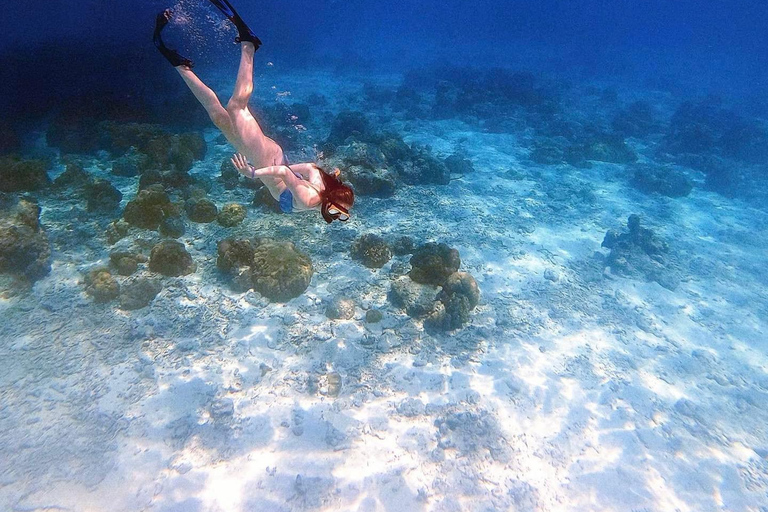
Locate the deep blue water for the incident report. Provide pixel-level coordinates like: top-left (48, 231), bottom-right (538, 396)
top-left (2, 0), bottom-right (768, 122)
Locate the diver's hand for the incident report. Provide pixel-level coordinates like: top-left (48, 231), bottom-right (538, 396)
top-left (231, 153), bottom-right (253, 178)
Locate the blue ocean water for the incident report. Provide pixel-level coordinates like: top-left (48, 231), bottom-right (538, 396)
top-left (1, 1), bottom-right (768, 511)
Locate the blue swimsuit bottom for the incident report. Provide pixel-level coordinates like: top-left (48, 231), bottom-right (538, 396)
top-left (277, 155), bottom-right (301, 214)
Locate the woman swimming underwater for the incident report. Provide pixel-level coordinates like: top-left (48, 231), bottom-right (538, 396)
top-left (153, 0), bottom-right (353, 223)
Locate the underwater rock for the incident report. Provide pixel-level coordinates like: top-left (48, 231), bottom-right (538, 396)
top-left (217, 238), bottom-right (255, 273)
top-left (84, 178), bottom-right (122, 212)
top-left (109, 251), bottom-right (140, 276)
top-left (217, 203), bottom-right (247, 227)
top-left (325, 111), bottom-right (374, 149)
top-left (351, 234), bottom-right (392, 269)
top-left (219, 159), bottom-right (241, 190)
top-left (159, 215), bottom-right (185, 238)
top-left (342, 165), bottom-right (397, 197)
top-left (391, 236), bottom-right (415, 256)
top-left (529, 137), bottom-right (568, 165)
top-left (0, 156), bottom-right (51, 192)
top-left (631, 164), bottom-right (693, 198)
top-left (661, 98), bottom-right (768, 164)
top-left (217, 238), bottom-right (255, 293)
top-left (602, 214), bottom-right (679, 289)
top-left (178, 132), bottom-right (207, 161)
top-left (84, 268), bottom-right (120, 303)
top-left (365, 309), bottom-right (383, 323)
top-left (389, 276), bottom-right (439, 318)
top-left (148, 240), bottom-right (196, 277)
top-left (252, 187), bottom-right (282, 212)
top-left (396, 148), bottom-right (451, 185)
top-left (443, 154), bottom-right (474, 176)
top-left (105, 219), bottom-right (131, 245)
top-left (438, 272), bottom-right (480, 310)
top-left (185, 197), bottom-right (218, 223)
top-left (0, 196), bottom-right (51, 282)
top-left (250, 239), bottom-right (313, 302)
top-left (426, 272), bottom-right (481, 331)
top-left (53, 160), bottom-right (91, 188)
top-left (409, 243), bottom-right (461, 286)
top-left (325, 297), bottom-right (356, 320)
top-left (111, 153), bottom-right (141, 177)
top-left (119, 277), bottom-right (162, 310)
top-left (426, 292), bottom-right (472, 331)
top-left (565, 134), bottom-right (637, 166)
top-left (612, 101), bottom-right (661, 137)
top-left (123, 186), bottom-right (173, 230)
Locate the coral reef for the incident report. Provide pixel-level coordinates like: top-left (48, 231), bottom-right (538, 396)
top-left (350, 234), bottom-right (392, 269)
top-left (0, 196), bottom-right (51, 282)
top-left (217, 238), bottom-right (255, 292)
top-left (602, 214), bottom-right (679, 289)
top-left (123, 186), bottom-right (173, 230)
top-left (119, 277), bottom-right (162, 310)
top-left (148, 240), bottom-right (196, 277)
top-left (630, 164), bottom-right (692, 198)
top-left (409, 243), bottom-right (461, 285)
top-left (84, 268), bottom-right (120, 303)
top-left (217, 203), bottom-right (247, 227)
top-left (388, 276), bottom-right (439, 318)
top-left (84, 178), bottom-right (122, 212)
top-left (0, 156), bottom-right (51, 192)
top-left (250, 239), bottom-right (313, 302)
top-left (53, 160), bottom-right (91, 188)
top-left (186, 197), bottom-right (218, 223)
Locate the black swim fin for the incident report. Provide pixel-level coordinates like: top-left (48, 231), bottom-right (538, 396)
top-left (208, 0), bottom-right (262, 48)
top-left (154, 9), bottom-right (194, 68)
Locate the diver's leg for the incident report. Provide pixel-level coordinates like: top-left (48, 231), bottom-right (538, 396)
top-left (227, 42), bottom-right (256, 111)
top-left (177, 67), bottom-right (235, 137)
top-left (153, 10), bottom-right (194, 68)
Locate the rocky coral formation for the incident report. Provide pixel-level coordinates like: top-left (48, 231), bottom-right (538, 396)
top-left (389, 276), bottom-right (439, 318)
top-left (219, 159), bottom-right (241, 190)
top-left (320, 112), bottom-right (451, 195)
top-left (217, 238), bottom-right (256, 292)
top-left (0, 156), bottom-right (51, 192)
top-left (84, 178), bottom-right (122, 212)
top-left (84, 268), bottom-right (120, 303)
top-left (409, 243), bottom-right (461, 285)
top-left (602, 214), bottom-right (679, 289)
top-left (325, 297), bottom-right (356, 320)
top-left (426, 272), bottom-right (481, 331)
top-left (0, 196), bottom-right (51, 283)
top-left (53, 160), bottom-right (91, 188)
top-left (391, 236), bottom-right (415, 256)
top-left (630, 164), bottom-right (692, 198)
top-left (250, 239), bottom-right (313, 302)
top-left (119, 277), bottom-right (162, 310)
top-left (217, 203), bottom-right (247, 227)
top-left (186, 197), bottom-right (218, 223)
top-left (148, 240), bottom-right (196, 277)
top-left (123, 186), bottom-right (174, 230)
top-left (109, 251), bottom-right (147, 276)
top-left (350, 234), bottom-right (392, 268)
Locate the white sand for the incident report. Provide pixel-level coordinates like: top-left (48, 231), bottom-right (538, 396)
top-left (1, 69), bottom-right (767, 512)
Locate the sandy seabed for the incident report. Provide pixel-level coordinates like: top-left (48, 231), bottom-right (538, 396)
top-left (1, 69), bottom-right (767, 512)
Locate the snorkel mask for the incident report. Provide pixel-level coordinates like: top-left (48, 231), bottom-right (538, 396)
top-left (321, 201), bottom-right (350, 223)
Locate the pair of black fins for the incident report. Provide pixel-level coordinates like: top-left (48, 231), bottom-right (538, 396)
top-left (154, 0), bottom-right (262, 68)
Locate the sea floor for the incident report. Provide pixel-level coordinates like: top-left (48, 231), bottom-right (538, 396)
top-left (1, 69), bottom-right (768, 512)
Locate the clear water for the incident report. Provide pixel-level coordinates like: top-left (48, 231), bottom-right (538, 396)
top-left (1, 1), bottom-right (768, 511)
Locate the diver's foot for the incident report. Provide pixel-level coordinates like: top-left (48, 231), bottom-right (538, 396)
top-left (207, 0), bottom-right (262, 49)
top-left (153, 9), bottom-right (194, 68)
